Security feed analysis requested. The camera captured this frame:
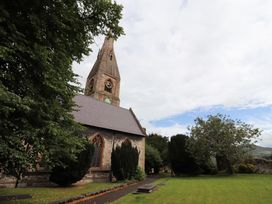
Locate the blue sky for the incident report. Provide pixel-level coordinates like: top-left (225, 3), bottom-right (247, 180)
top-left (73, 0), bottom-right (272, 147)
top-left (149, 106), bottom-right (272, 147)
top-left (151, 106), bottom-right (272, 128)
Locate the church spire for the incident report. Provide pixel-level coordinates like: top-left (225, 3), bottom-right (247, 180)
top-left (84, 37), bottom-right (121, 106)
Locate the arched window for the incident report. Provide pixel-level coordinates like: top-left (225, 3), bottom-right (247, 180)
top-left (91, 135), bottom-right (104, 167)
top-left (123, 138), bottom-right (132, 145)
top-left (104, 79), bottom-right (113, 93)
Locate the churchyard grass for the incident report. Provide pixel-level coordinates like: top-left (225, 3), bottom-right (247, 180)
top-left (114, 174), bottom-right (272, 204)
top-left (0, 182), bottom-right (119, 204)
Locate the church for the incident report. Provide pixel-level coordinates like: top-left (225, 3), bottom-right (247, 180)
top-left (72, 37), bottom-right (146, 182)
top-left (0, 37), bottom-right (145, 187)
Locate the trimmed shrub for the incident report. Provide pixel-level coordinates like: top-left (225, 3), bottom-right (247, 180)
top-left (50, 142), bottom-right (94, 186)
top-left (111, 140), bottom-right (139, 180)
top-left (145, 144), bottom-right (162, 174)
top-left (134, 167), bottom-right (146, 181)
top-left (169, 134), bottom-right (200, 175)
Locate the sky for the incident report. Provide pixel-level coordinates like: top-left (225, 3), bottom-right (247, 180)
top-left (73, 0), bottom-right (272, 147)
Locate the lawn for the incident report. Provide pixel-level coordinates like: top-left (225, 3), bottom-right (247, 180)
top-left (114, 174), bottom-right (272, 204)
top-left (0, 182), bottom-right (119, 204)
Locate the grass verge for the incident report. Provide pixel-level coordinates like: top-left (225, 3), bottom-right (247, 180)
top-left (114, 174), bottom-right (272, 204)
top-left (0, 182), bottom-right (119, 204)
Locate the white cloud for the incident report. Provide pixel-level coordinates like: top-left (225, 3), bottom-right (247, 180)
top-left (73, 0), bottom-right (272, 145)
top-left (145, 122), bottom-right (188, 138)
top-left (248, 112), bottom-right (272, 147)
top-left (116, 0), bottom-right (272, 120)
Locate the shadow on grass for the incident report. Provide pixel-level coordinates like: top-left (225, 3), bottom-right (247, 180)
top-left (165, 173), bottom-right (242, 180)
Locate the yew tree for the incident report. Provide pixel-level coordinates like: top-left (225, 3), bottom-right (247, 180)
top-left (187, 114), bottom-right (261, 174)
top-left (49, 141), bottom-right (94, 186)
top-left (169, 134), bottom-right (200, 175)
top-left (111, 140), bottom-right (139, 180)
top-left (0, 0), bottom-right (123, 187)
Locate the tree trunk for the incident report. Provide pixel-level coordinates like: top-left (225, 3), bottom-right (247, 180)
top-left (15, 173), bottom-right (21, 188)
top-left (226, 159), bottom-right (234, 175)
top-left (216, 155), bottom-right (234, 174)
top-left (171, 168), bottom-right (174, 177)
top-left (215, 155), bottom-right (226, 171)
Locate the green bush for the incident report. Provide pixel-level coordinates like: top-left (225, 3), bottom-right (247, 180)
top-left (134, 167), bottom-right (146, 181)
top-left (49, 142), bottom-right (94, 186)
top-left (238, 163), bottom-right (256, 173)
top-left (146, 134), bottom-right (169, 166)
top-left (200, 160), bottom-right (218, 175)
top-left (145, 144), bottom-right (163, 174)
top-left (111, 140), bottom-right (139, 180)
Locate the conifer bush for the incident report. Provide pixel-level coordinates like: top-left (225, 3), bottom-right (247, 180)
top-left (50, 141), bottom-right (94, 186)
top-left (111, 140), bottom-right (139, 180)
top-left (169, 134), bottom-right (200, 175)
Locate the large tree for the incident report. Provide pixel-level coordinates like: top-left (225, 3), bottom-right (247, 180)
top-left (187, 114), bottom-right (261, 174)
top-left (0, 0), bottom-right (123, 187)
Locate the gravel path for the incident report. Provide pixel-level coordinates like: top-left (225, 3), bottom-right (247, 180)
top-left (77, 177), bottom-right (158, 204)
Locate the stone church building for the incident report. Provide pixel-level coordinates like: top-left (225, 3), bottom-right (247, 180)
top-left (73, 37), bottom-right (146, 182)
top-left (0, 38), bottom-right (145, 187)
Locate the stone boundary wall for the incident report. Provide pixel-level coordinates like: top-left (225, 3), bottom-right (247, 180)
top-left (0, 172), bottom-right (56, 188)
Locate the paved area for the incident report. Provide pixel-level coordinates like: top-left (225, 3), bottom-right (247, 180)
top-left (0, 194), bottom-right (32, 201)
top-left (78, 177), bottom-right (158, 204)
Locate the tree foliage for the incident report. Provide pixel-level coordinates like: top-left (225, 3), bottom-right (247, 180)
top-left (49, 140), bottom-right (94, 186)
top-left (187, 114), bottom-right (261, 174)
top-left (145, 144), bottom-right (162, 174)
top-left (262, 153), bottom-right (272, 160)
top-left (111, 140), bottom-right (139, 180)
top-left (146, 133), bottom-right (169, 166)
top-left (0, 0), bottom-right (123, 186)
top-left (168, 134), bottom-right (200, 175)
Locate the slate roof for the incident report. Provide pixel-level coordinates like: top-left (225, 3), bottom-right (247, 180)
top-left (72, 95), bottom-right (145, 137)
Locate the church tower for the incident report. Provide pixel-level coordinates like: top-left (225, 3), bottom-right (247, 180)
top-left (85, 37), bottom-right (120, 106)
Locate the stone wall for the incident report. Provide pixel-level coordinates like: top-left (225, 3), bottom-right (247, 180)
top-left (0, 172), bottom-right (56, 188)
top-left (80, 126), bottom-right (145, 183)
top-left (94, 73), bottom-right (120, 106)
top-left (0, 126), bottom-right (145, 187)
top-left (84, 126), bottom-right (145, 170)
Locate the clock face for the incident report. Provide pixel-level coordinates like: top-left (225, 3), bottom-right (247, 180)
top-left (105, 80), bottom-right (112, 89)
